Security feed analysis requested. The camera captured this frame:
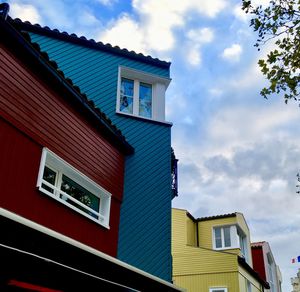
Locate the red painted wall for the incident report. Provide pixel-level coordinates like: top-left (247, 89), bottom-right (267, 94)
top-left (0, 44), bottom-right (125, 256)
top-left (251, 247), bottom-right (267, 281)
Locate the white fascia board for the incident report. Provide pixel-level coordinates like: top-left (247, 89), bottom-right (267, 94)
top-left (120, 66), bottom-right (171, 88)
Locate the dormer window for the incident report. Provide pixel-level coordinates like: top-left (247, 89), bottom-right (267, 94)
top-left (120, 78), bottom-right (152, 118)
top-left (117, 66), bottom-right (171, 122)
top-left (213, 224), bottom-right (249, 263)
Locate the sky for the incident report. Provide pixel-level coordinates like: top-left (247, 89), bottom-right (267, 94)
top-left (7, 0), bottom-right (300, 290)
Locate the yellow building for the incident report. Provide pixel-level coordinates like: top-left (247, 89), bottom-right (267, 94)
top-left (172, 208), bottom-right (269, 292)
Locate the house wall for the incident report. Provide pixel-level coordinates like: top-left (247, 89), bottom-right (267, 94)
top-left (238, 265), bottom-right (263, 292)
top-left (27, 31), bottom-right (173, 281)
top-left (173, 272), bottom-right (239, 292)
top-left (0, 44), bottom-right (125, 256)
top-left (172, 209), bottom-right (264, 292)
top-left (252, 247), bottom-right (266, 281)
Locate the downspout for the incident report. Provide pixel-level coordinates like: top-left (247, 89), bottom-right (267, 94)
top-left (196, 221), bottom-right (199, 247)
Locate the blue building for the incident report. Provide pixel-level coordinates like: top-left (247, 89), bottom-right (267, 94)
top-left (15, 19), bottom-right (177, 281)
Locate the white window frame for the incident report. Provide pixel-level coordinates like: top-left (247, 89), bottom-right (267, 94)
top-left (212, 225), bottom-right (239, 250)
top-left (209, 288), bottom-right (228, 292)
top-left (238, 227), bottom-right (249, 262)
top-left (37, 148), bottom-right (111, 229)
top-left (116, 66), bottom-right (171, 122)
top-left (246, 280), bottom-right (252, 292)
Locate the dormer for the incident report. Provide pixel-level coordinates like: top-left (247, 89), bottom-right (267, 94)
top-left (116, 66), bottom-right (171, 123)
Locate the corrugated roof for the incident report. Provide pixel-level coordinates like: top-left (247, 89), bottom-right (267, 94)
top-left (11, 18), bottom-right (171, 69)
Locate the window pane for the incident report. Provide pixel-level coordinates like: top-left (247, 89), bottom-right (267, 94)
top-left (139, 82), bottom-right (152, 118)
top-left (120, 78), bottom-right (134, 114)
top-left (215, 227), bottom-right (222, 248)
top-left (60, 174), bottom-right (100, 218)
top-left (42, 166), bottom-right (56, 193)
top-left (224, 226), bottom-right (231, 247)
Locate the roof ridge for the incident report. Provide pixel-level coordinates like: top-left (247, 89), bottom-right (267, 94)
top-left (10, 17), bottom-right (171, 69)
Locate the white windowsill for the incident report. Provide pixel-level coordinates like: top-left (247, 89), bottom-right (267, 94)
top-left (116, 111), bottom-right (172, 126)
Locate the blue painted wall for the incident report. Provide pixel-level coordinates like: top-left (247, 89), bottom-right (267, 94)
top-left (28, 32), bottom-right (173, 281)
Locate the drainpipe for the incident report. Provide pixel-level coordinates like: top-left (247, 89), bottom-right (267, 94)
top-left (196, 221), bottom-right (199, 247)
top-left (0, 3), bottom-right (9, 20)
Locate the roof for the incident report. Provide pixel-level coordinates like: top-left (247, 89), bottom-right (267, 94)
top-left (0, 5), bottom-right (134, 155)
top-left (10, 18), bottom-right (171, 70)
top-left (196, 212), bottom-right (237, 222)
top-left (251, 241), bottom-right (266, 248)
top-left (238, 256), bottom-right (270, 289)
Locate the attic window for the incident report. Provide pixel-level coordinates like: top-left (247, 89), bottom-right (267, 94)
top-left (37, 148), bottom-right (111, 228)
top-left (117, 66), bottom-right (171, 122)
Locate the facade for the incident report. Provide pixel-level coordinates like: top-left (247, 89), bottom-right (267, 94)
top-left (172, 208), bottom-right (269, 292)
top-left (0, 7), bottom-right (181, 291)
top-left (251, 241), bottom-right (282, 292)
top-left (291, 269), bottom-right (300, 292)
top-left (13, 15), bottom-right (176, 282)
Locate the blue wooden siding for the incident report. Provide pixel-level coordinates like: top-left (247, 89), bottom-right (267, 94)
top-left (28, 32), bottom-right (173, 281)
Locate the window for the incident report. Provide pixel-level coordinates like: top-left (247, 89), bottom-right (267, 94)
top-left (120, 77), bottom-right (152, 118)
top-left (209, 288), bottom-right (227, 292)
top-left (238, 228), bottom-right (248, 261)
top-left (37, 148), bottom-right (111, 228)
top-left (267, 252), bottom-right (275, 292)
top-left (117, 66), bottom-right (171, 122)
top-left (213, 226), bottom-right (237, 249)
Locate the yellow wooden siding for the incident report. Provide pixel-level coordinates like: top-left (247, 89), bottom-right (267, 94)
top-left (173, 271), bottom-right (239, 292)
top-left (187, 215), bottom-right (197, 247)
top-left (172, 209), bottom-right (260, 292)
top-left (173, 246), bottom-right (238, 276)
top-left (238, 265), bottom-right (264, 292)
top-left (198, 217), bottom-right (238, 249)
top-left (172, 209), bottom-right (189, 254)
top-left (236, 213), bottom-right (253, 267)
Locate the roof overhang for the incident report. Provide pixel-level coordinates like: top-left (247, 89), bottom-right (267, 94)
top-left (0, 208), bottom-right (183, 292)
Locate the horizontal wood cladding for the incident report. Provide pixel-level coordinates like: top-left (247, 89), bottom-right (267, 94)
top-left (173, 272), bottom-right (239, 292)
top-left (0, 118), bottom-right (120, 256)
top-left (0, 45), bottom-right (125, 200)
top-left (173, 246), bottom-right (238, 276)
top-left (26, 32), bottom-right (173, 281)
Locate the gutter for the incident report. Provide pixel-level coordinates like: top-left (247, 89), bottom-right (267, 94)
top-left (238, 256), bottom-right (270, 289)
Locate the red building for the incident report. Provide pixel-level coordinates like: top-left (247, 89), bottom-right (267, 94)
top-left (0, 4), bottom-right (181, 291)
top-left (251, 241), bottom-right (282, 292)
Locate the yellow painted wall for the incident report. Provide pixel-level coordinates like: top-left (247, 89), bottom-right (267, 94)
top-left (172, 209), bottom-right (264, 292)
top-left (173, 272), bottom-right (239, 292)
top-left (238, 265), bottom-right (263, 292)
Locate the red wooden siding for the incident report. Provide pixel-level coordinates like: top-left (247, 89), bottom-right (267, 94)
top-left (251, 247), bottom-right (267, 281)
top-left (0, 44), bottom-right (125, 256)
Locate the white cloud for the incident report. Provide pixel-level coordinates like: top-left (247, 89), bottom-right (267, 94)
top-left (187, 47), bottom-right (202, 66)
top-left (98, 0), bottom-right (226, 54)
top-left (186, 27), bottom-right (214, 66)
top-left (187, 27), bottom-right (214, 44)
top-left (96, 0), bottom-right (118, 6)
top-left (9, 2), bottom-right (41, 24)
top-left (99, 14), bottom-right (146, 54)
top-left (233, 3), bottom-right (248, 22)
top-left (222, 43), bottom-right (243, 62)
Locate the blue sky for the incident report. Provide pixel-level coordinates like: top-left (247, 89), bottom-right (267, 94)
top-left (7, 0), bottom-right (300, 290)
